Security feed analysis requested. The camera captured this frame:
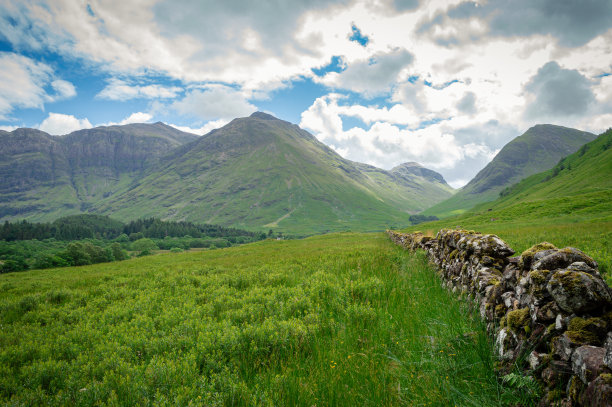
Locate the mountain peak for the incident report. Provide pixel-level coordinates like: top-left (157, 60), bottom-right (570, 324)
top-left (391, 162), bottom-right (449, 185)
top-left (249, 111), bottom-right (279, 121)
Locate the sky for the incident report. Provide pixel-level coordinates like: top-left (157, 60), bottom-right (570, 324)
top-left (0, 0), bottom-right (611, 188)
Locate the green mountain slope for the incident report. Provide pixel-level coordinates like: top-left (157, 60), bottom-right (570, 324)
top-left (478, 127), bottom-right (612, 217)
top-left (0, 124), bottom-right (199, 221)
top-left (402, 128), bottom-right (612, 281)
top-left (92, 112), bottom-right (454, 234)
top-left (423, 124), bottom-right (596, 217)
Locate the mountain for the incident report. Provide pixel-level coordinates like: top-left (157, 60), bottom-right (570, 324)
top-left (480, 128), bottom-right (611, 218)
top-left (90, 112), bottom-right (454, 234)
top-left (0, 123), bottom-right (199, 221)
top-left (422, 124), bottom-right (597, 218)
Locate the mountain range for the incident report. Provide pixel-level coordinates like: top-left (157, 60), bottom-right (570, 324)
top-left (422, 124), bottom-right (597, 218)
top-left (0, 112), bottom-right (453, 234)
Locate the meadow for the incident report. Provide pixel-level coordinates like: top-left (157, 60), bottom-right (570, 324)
top-left (0, 233), bottom-right (535, 406)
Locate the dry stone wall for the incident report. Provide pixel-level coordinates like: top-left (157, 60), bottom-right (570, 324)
top-left (388, 228), bottom-right (612, 406)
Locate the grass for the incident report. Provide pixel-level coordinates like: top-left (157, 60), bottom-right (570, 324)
top-left (0, 233), bottom-right (534, 406)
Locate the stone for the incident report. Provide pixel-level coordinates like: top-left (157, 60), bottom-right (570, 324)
top-left (541, 360), bottom-right (572, 387)
top-left (532, 301), bottom-right (559, 323)
top-left (568, 261), bottom-right (599, 275)
top-left (501, 291), bottom-right (516, 309)
top-left (533, 247), bottom-right (597, 271)
top-left (529, 350), bottom-right (543, 370)
top-left (495, 328), bottom-right (517, 360)
top-left (581, 373), bottom-right (612, 407)
top-left (556, 314), bottom-right (567, 331)
top-left (571, 345), bottom-right (606, 384)
top-left (552, 333), bottom-right (576, 361)
top-left (547, 269), bottom-right (612, 314)
top-left (566, 316), bottom-right (608, 346)
top-left (604, 333), bottom-right (612, 370)
top-left (519, 242), bottom-right (558, 270)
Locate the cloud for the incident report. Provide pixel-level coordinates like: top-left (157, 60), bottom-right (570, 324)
top-left (0, 52), bottom-right (76, 120)
top-left (317, 49), bottom-right (414, 96)
top-left (169, 86), bottom-right (257, 121)
top-left (38, 113), bottom-right (92, 135)
top-left (169, 119), bottom-right (229, 136)
top-left (300, 94), bottom-right (500, 186)
top-left (524, 61), bottom-right (595, 119)
top-left (97, 78), bottom-right (182, 101)
top-left (51, 79), bottom-right (77, 99)
top-left (426, 0), bottom-right (612, 47)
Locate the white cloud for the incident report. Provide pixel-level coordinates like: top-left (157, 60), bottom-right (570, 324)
top-left (97, 78), bottom-right (182, 100)
top-left (51, 79), bottom-right (76, 99)
top-left (38, 113), bottom-right (92, 135)
top-left (169, 85), bottom-right (257, 121)
top-left (0, 52), bottom-right (76, 120)
top-left (0, 125), bottom-right (19, 131)
top-left (169, 119), bottom-right (229, 135)
top-left (300, 94), bottom-right (500, 186)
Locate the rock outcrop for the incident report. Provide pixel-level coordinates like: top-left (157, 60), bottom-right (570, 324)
top-left (388, 228), bottom-right (612, 406)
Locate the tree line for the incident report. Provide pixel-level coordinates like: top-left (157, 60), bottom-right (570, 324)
top-left (0, 214), bottom-right (263, 242)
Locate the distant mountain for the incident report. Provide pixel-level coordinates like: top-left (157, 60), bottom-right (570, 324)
top-left (422, 124), bottom-right (597, 217)
top-left (0, 123), bottom-right (199, 221)
top-left (90, 112), bottom-right (453, 234)
top-left (483, 128), bottom-right (611, 216)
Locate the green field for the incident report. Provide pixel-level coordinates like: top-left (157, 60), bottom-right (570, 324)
top-left (0, 233), bottom-right (535, 406)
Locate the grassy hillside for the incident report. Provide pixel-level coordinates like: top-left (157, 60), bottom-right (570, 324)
top-left (93, 113), bottom-right (453, 235)
top-left (403, 129), bottom-right (612, 282)
top-left (424, 124), bottom-right (596, 218)
top-left (0, 233), bottom-right (535, 406)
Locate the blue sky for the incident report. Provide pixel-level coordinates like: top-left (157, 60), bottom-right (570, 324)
top-left (1, 0), bottom-right (611, 187)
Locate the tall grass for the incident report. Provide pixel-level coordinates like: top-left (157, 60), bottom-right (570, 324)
top-left (0, 233), bottom-right (533, 405)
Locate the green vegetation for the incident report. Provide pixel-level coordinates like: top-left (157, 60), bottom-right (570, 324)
top-left (0, 215), bottom-right (264, 273)
top-left (0, 233), bottom-right (534, 405)
top-left (424, 124), bottom-right (596, 218)
top-left (404, 129), bottom-right (612, 283)
top-left (1, 113), bottom-right (454, 234)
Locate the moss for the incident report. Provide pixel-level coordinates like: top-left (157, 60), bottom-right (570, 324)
top-left (500, 316), bottom-right (507, 328)
top-left (546, 388), bottom-right (563, 402)
top-left (495, 304), bottom-right (506, 317)
top-left (524, 325), bottom-right (531, 334)
top-left (566, 316), bottom-right (606, 345)
top-left (450, 249), bottom-right (459, 259)
top-left (506, 307), bottom-right (530, 332)
top-left (546, 323), bottom-right (557, 335)
top-left (600, 373), bottom-right (612, 385)
top-left (519, 242), bottom-right (557, 269)
top-left (552, 270), bottom-right (584, 295)
top-left (565, 330), bottom-right (599, 345)
top-left (567, 376), bottom-right (584, 402)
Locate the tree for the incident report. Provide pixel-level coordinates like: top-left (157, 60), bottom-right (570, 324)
top-left (110, 242), bottom-right (129, 261)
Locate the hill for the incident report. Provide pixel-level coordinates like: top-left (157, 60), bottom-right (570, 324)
top-left (423, 124), bottom-right (596, 217)
top-left (0, 113), bottom-right (453, 234)
top-left (402, 128), bottom-right (612, 281)
top-left (90, 112), bottom-right (454, 234)
top-left (0, 124), bottom-right (199, 221)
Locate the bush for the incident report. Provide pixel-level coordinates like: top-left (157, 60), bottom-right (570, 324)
top-left (132, 238), bottom-right (158, 253)
top-left (170, 247), bottom-right (184, 253)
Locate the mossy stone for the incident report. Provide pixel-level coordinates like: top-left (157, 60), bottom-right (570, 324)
top-left (519, 242), bottom-right (557, 269)
top-left (506, 307), bottom-right (530, 332)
